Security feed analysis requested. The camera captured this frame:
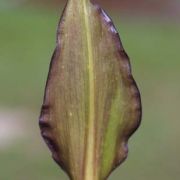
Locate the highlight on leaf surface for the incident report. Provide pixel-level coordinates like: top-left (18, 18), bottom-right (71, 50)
top-left (39, 0), bottom-right (142, 179)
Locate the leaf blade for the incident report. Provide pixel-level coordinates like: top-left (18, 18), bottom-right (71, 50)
top-left (39, 1), bottom-right (141, 180)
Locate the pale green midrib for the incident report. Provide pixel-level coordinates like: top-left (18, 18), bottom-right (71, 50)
top-left (82, 1), bottom-right (96, 180)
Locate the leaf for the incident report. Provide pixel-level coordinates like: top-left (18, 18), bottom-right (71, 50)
top-left (39, 0), bottom-right (141, 180)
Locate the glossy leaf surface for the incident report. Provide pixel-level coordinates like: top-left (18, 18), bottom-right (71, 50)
top-left (39, 0), bottom-right (141, 179)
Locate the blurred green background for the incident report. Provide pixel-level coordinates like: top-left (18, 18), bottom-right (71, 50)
top-left (0, 0), bottom-right (180, 179)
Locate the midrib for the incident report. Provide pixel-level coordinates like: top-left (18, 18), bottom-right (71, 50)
top-left (82, 1), bottom-right (96, 180)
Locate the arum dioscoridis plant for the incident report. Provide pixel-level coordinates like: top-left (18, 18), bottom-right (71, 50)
top-left (39, 0), bottom-right (142, 179)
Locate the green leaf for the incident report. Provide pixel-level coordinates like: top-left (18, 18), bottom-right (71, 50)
top-left (39, 0), bottom-right (141, 179)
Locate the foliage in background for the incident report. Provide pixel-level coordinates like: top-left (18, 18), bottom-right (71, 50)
top-left (0, 2), bottom-right (180, 180)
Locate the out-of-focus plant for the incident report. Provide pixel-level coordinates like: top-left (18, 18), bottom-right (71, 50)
top-left (39, 0), bottom-right (141, 179)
